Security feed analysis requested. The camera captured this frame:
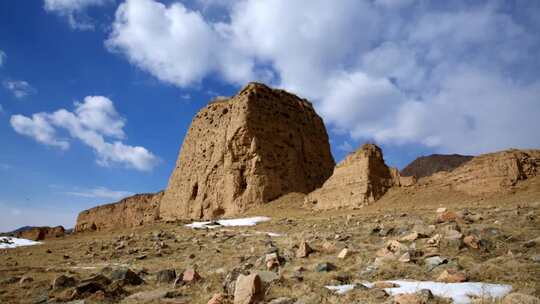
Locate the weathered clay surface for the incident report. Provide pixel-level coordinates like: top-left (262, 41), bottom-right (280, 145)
top-left (424, 149), bottom-right (540, 195)
top-left (160, 82), bottom-right (335, 220)
top-left (74, 192), bottom-right (163, 232)
top-left (401, 154), bottom-right (473, 178)
top-left (18, 226), bottom-right (65, 241)
top-left (305, 144), bottom-right (398, 209)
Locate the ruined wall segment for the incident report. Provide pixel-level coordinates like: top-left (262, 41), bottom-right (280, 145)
top-left (160, 82), bottom-right (335, 220)
top-left (74, 192), bottom-right (163, 232)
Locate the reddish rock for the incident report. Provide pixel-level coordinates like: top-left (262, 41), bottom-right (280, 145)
top-left (437, 269), bottom-right (467, 283)
top-left (436, 211), bottom-right (460, 223)
top-left (463, 235), bottom-right (480, 249)
top-left (208, 293), bottom-right (228, 304)
top-left (182, 269), bottom-right (201, 283)
top-left (234, 274), bottom-right (263, 304)
top-left (296, 241), bottom-right (313, 258)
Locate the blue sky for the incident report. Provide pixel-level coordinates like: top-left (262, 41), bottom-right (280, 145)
top-left (1, 0), bottom-right (539, 231)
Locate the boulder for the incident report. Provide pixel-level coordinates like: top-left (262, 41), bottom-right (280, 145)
top-left (305, 144), bottom-right (400, 209)
top-left (233, 274), bottom-right (263, 304)
top-left (160, 82), bottom-right (335, 220)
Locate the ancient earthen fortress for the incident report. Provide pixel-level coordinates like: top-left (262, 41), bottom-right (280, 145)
top-left (75, 83), bottom-right (540, 231)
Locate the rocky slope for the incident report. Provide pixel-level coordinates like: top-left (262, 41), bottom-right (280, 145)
top-left (424, 149), bottom-right (540, 195)
top-left (160, 82), bottom-right (335, 220)
top-left (401, 154), bottom-right (473, 178)
top-left (74, 192), bottom-right (163, 232)
top-left (305, 144), bottom-right (404, 209)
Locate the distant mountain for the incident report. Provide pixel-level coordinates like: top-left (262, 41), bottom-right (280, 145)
top-left (401, 154), bottom-right (473, 178)
top-left (3, 226), bottom-right (35, 235)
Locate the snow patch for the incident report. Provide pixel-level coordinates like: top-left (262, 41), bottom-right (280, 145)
top-left (326, 280), bottom-right (512, 304)
top-left (186, 216), bottom-right (271, 229)
top-left (0, 236), bottom-right (42, 249)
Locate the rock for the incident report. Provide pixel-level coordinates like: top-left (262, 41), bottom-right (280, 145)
top-left (75, 192), bottom-right (163, 232)
top-left (160, 82), bottom-right (335, 220)
top-left (52, 275), bottom-right (77, 290)
top-left (436, 207), bottom-right (447, 213)
top-left (182, 269), bottom-right (201, 283)
top-left (315, 262), bottom-right (336, 272)
top-left (296, 241), bottom-right (313, 258)
top-left (267, 297), bottom-right (294, 304)
top-left (156, 269), bottom-right (177, 284)
top-left (305, 144), bottom-right (400, 209)
top-left (233, 274), bottom-right (263, 304)
top-left (530, 254), bottom-right (540, 263)
top-left (398, 252), bottom-right (411, 263)
top-left (424, 256), bottom-right (447, 271)
top-left (400, 232), bottom-right (419, 242)
top-left (393, 294), bottom-right (424, 304)
top-left (111, 268), bottom-right (144, 285)
top-left (437, 269), bottom-right (467, 283)
top-left (502, 293), bottom-right (540, 304)
top-left (223, 268), bottom-right (243, 295)
top-left (265, 253), bottom-right (280, 270)
top-left (207, 293), bottom-right (227, 304)
top-left (19, 275), bottom-right (34, 285)
top-left (254, 271), bottom-right (279, 285)
top-left (337, 248), bottom-right (349, 259)
top-left (373, 281), bottom-right (398, 288)
top-left (124, 289), bottom-right (183, 303)
top-left (1, 276), bottom-right (20, 285)
top-left (463, 235), bottom-right (480, 249)
top-left (436, 211), bottom-right (460, 223)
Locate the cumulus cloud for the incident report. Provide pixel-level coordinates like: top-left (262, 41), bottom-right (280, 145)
top-left (10, 96), bottom-right (158, 171)
top-left (107, 0), bottom-right (540, 155)
top-left (44, 0), bottom-right (112, 30)
top-left (63, 186), bottom-right (133, 200)
top-left (3, 80), bottom-right (36, 98)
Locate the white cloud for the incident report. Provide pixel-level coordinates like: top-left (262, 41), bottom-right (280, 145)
top-left (10, 96), bottom-right (158, 171)
top-left (44, 0), bottom-right (111, 30)
top-left (10, 113), bottom-right (70, 149)
top-left (63, 186), bottom-right (133, 200)
top-left (0, 50), bottom-right (6, 66)
top-left (108, 0), bottom-right (540, 155)
top-left (3, 80), bottom-right (36, 98)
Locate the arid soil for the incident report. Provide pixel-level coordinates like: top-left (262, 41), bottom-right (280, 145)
top-left (1, 177), bottom-right (539, 304)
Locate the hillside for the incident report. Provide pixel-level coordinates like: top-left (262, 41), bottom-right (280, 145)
top-left (401, 154), bottom-right (473, 178)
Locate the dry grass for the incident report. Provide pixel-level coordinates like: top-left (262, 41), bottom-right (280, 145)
top-left (1, 180), bottom-right (540, 303)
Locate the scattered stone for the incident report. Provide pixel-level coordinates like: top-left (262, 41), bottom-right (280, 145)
top-left (265, 253), bottom-right (280, 270)
top-left (337, 248), bottom-right (349, 259)
top-left (398, 252), bottom-right (411, 263)
top-left (437, 269), bottom-right (467, 283)
top-left (463, 235), bottom-right (480, 249)
top-left (254, 271), bottom-right (279, 285)
top-left (267, 297), bottom-right (294, 304)
top-left (424, 256), bottom-right (447, 271)
top-left (207, 293), bottom-right (227, 304)
top-left (373, 281), bottom-right (399, 288)
top-left (233, 274), bottom-right (263, 304)
top-left (296, 241), bottom-right (313, 258)
top-left (52, 275), bottom-right (77, 290)
top-left (19, 275), bottom-right (34, 285)
top-left (156, 269), bottom-right (177, 284)
top-left (400, 232), bottom-right (419, 242)
top-left (436, 207), bottom-right (447, 213)
top-left (110, 268), bottom-right (143, 285)
top-left (315, 262), bottom-right (336, 272)
top-left (436, 211), bottom-right (460, 223)
top-left (393, 293), bottom-right (424, 304)
top-left (502, 293), bottom-right (540, 304)
top-left (182, 269), bottom-right (201, 283)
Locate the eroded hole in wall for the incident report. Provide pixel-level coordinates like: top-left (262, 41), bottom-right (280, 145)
top-left (190, 182), bottom-right (198, 200)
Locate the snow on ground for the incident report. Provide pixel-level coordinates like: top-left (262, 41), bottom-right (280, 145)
top-left (186, 216), bottom-right (271, 229)
top-left (326, 280), bottom-right (512, 304)
top-left (0, 236), bottom-right (41, 249)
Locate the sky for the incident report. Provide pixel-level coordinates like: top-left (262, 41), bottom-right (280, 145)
top-left (0, 0), bottom-right (539, 231)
